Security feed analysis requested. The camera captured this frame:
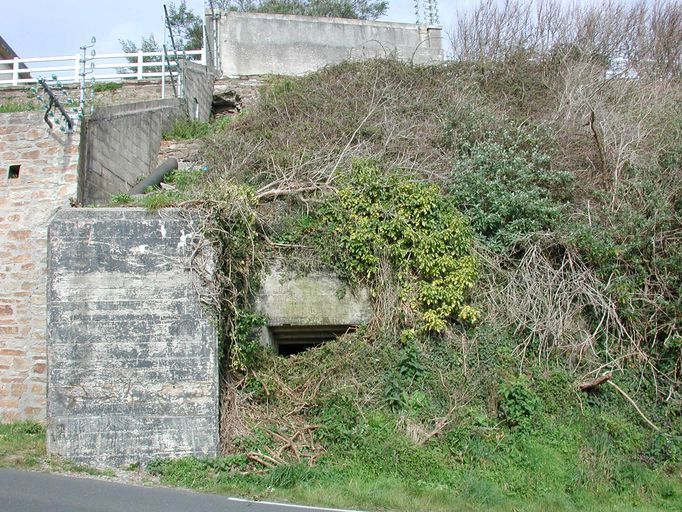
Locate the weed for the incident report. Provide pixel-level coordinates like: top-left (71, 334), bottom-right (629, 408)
top-left (162, 117), bottom-right (232, 140)
top-left (110, 193), bottom-right (133, 205)
top-left (498, 376), bottom-right (542, 432)
top-left (0, 102), bottom-right (36, 113)
top-left (0, 421), bottom-right (45, 468)
top-left (93, 82), bottom-right (122, 92)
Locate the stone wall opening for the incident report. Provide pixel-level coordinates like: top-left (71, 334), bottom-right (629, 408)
top-left (7, 164), bottom-right (20, 179)
top-left (268, 324), bottom-right (357, 356)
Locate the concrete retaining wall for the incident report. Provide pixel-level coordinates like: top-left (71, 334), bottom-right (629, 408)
top-left (77, 62), bottom-right (216, 206)
top-left (209, 11), bottom-right (443, 76)
top-left (0, 112), bottom-right (79, 422)
top-left (77, 99), bottom-right (185, 206)
top-left (180, 60), bottom-right (215, 122)
top-left (46, 208), bottom-right (218, 466)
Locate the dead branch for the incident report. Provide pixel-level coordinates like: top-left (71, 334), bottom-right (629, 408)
top-left (417, 405), bottom-right (460, 446)
top-left (606, 380), bottom-right (662, 433)
top-left (578, 372), bottom-right (612, 391)
top-left (586, 109), bottom-right (608, 183)
top-left (247, 452), bottom-right (277, 468)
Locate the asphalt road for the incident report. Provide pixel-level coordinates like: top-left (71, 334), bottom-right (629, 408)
top-left (0, 468), bottom-right (360, 512)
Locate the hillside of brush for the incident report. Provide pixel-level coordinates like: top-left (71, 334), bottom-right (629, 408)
top-left (144, 2), bottom-right (682, 510)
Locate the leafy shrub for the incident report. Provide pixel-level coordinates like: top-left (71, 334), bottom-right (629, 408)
top-left (570, 170), bottom-right (681, 346)
top-left (229, 310), bottom-right (267, 369)
top-left (498, 376), bottom-right (542, 431)
top-left (320, 161), bottom-right (479, 332)
top-left (314, 394), bottom-right (362, 448)
top-left (448, 122), bottom-right (573, 251)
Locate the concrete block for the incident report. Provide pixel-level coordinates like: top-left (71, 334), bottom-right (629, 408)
top-left (211, 12), bottom-right (443, 77)
top-left (47, 208), bottom-right (218, 466)
top-left (255, 259), bottom-right (372, 328)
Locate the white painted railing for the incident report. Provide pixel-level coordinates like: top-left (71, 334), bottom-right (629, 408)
top-left (0, 49), bottom-right (205, 86)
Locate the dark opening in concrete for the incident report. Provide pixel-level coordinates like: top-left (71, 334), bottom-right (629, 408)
top-left (270, 324), bottom-right (356, 356)
top-left (8, 164), bottom-right (20, 179)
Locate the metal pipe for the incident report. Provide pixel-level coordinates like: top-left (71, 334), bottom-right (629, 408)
top-left (129, 158), bottom-right (178, 195)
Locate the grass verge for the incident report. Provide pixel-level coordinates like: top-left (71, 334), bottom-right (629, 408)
top-left (0, 421), bottom-right (45, 468)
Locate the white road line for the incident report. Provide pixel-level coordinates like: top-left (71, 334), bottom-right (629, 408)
top-left (225, 497), bottom-right (365, 512)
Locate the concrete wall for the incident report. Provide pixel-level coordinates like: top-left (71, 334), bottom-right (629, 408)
top-left (0, 112), bottom-right (79, 422)
top-left (77, 99), bottom-right (185, 206)
top-left (47, 208), bottom-right (218, 466)
top-left (210, 12), bottom-right (443, 77)
top-left (77, 62), bottom-right (216, 206)
top-left (180, 60), bottom-right (215, 122)
top-left (255, 261), bottom-right (372, 350)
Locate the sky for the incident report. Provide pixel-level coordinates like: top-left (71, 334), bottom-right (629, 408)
top-left (0, 1), bottom-right (483, 58)
top-left (1, 0), bottom-right (615, 59)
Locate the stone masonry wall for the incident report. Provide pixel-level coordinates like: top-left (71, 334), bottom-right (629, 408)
top-left (47, 208), bottom-right (218, 466)
top-left (77, 99), bottom-right (185, 206)
top-left (0, 112), bottom-right (79, 422)
top-left (0, 81), bottom-right (169, 110)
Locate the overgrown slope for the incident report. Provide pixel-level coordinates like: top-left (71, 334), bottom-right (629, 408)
top-left (147, 11), bottom-right (682, 509)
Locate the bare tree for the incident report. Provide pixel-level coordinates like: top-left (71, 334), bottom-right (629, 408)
top-left (450, 0), bottom-right (682, 79)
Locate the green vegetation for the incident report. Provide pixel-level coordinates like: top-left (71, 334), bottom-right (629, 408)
top-left (110, 193), bottom-right (133, 205)
top-left (0, 421), bottom-right (116, 477)
top-left (0, 101), bottom-right (35, 113)
top-left (319, 162), bottom-right (479, 332)
top-left (162, 117), bottom-right (232, 140)
top-left (141, 46), bottom-right (680, 507)
top-left (0, 421), bottom-right (45, 468)
top-left (148, 335), bottom-right (682, 511)
top-left (109, 169), bottom-right (204, 209)
top-left (130, 7), bottom-right (682, 500)
top-left (16, 1), bottom-right (677, 509)
top-left (93, 82), bottom-right (123, 93)
top-left (119, 1), bottom-right (202, 58)
top-left (214, 0), bottom-right (388, 20)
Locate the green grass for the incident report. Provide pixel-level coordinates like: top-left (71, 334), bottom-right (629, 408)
top-left (110, 193), bottom-right (133, 205)
top-left (144, 350), bottom-right (682, 512)
top-left (0, 421), bottom-right (45, 468)
top-left (148, 447), bottom-right (682, 512)
top-left (0, 421), bottom-right (112, 478)
top-left (162, 116), bottom-right (232, 140)
top-left (93, 81), bottom-right (122, 92)
top-left (108, 169), bottom-right (204, 209)
top-left (0, 102), bottom-right (36, 113)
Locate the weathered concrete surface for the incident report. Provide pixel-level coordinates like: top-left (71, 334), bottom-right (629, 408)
top-left (208, 11), bottom-right (443, 76)
top-left (255, 261), bottom-right (372, 349)
top-left (77, 99), bottom-right (185, 206)
top-left (180, 60), bottom-right (215, 122)
top-left (78, 62), bottom-right (215, 206)
top-left (47, 208), bottom-right (218, 466)
top-left (0, 112), bottom-right (79, 423)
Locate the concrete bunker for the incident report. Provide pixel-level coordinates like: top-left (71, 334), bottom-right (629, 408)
top-left (255, 261), bottom-right (373, 356)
